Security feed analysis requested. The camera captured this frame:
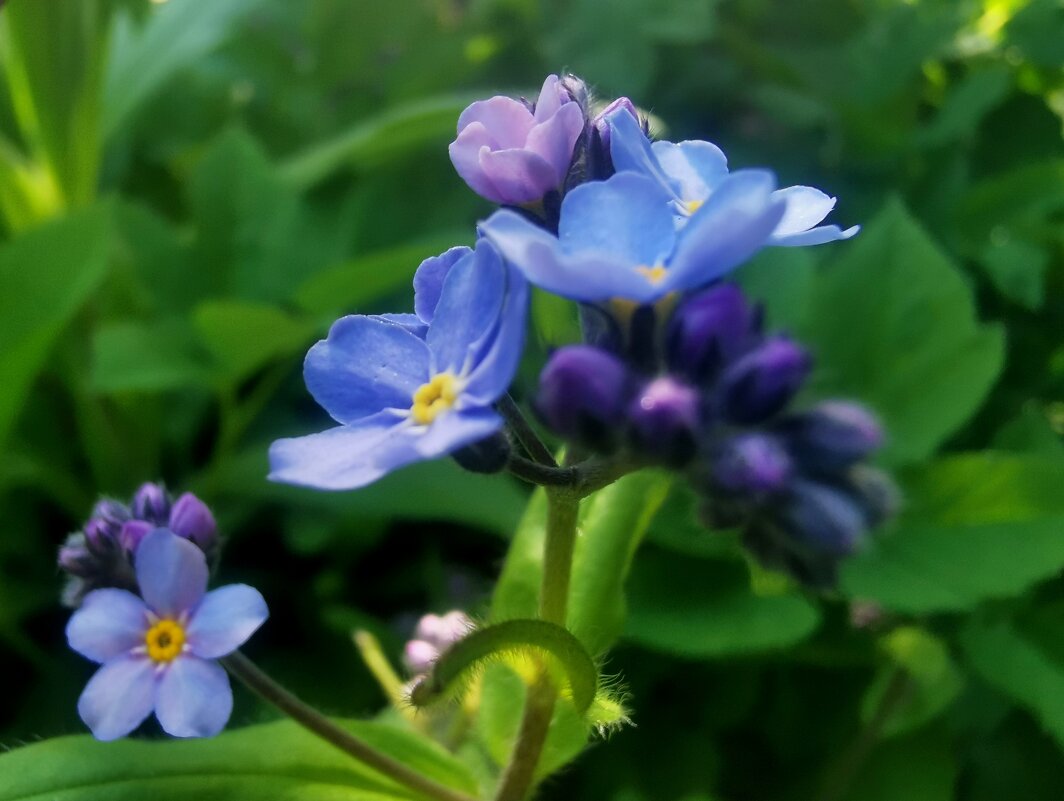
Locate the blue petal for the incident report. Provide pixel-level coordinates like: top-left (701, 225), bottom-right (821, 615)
top-left (427, 240), bottom-right (507, 375)
top-left (135, 529), bottom-right (207, 618)
top-left (772, 224), bottom-right (860, 247)
top-left (665, 169), bottom-right (785, 292)
top-left (413, 246), bottom-right (472, 323)
top-left (608, 109), bottom-right (676, 195)
top-left (480, 209), bottom-right (662, 302)
top-left (651, 139), bottom-right (729, 203)
top-left (414, 407), bottom-right (504, 458)
top-left (187, 585), bottom-right (269, 659)
top-left (770, 186), bottom-right (835, 236)
top-left (305, 315), bottom-right (431, 425)
top-left (373, 313), bottom-right (427, 338)
top-left (67, 589), bottom-right (148, 664)
top-left (155, 656), bottom-right (233, 738)
top-left (557, 172), bottom-right (676, 266)
top-left (463, 262), bottom-right (529, 404)
top-left (77, 655), bottom-right (157, 741)
top-left (269, 416), bottom-right (420, 491)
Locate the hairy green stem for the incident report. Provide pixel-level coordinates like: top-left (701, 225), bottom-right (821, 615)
top-left (492, 674), bottom-right (557, 801)
top-left (222, 651), bottom-right (479, 801)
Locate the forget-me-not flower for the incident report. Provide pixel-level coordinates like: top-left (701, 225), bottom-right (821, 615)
top-left (479, 169), bottom-right (786, 303)
top-left (268, 240), bottom-right (528, 490)
top-left (66, 528), bottom-right (268, 741)
top-left (607, 108), bottom-right (859, 246)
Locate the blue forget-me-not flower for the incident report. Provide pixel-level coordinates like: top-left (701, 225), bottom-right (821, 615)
top-left (268, 240), bottom-right (528, 490)
top-left (66, 529), bottom-right (268, 741)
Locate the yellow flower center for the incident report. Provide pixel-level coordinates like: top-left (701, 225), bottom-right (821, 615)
top-left (411, 373), bottom-right (459, 425)
top-left (682, 198), bottom-right (704, 215)
top-left (145, 619), bottom-right (186, 663)
top-left (635, 264), bottom-right (668, 285)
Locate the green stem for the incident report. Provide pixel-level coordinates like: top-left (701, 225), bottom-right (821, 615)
top-left (222, 651), bottom-right (480, 801)
top-left (498, 394), bottom-right (557, 467)
top-left (492, 486), bottom-right (582, 801)
top-left (539, 488), bottom-right (581, 625)
top-left (492, 674), bottom-right (557, 801)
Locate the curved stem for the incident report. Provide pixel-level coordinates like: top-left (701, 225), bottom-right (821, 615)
top-left (222, 651), bottom-right (480, 801)
top-left (506, 455), bottom-right (635, 498)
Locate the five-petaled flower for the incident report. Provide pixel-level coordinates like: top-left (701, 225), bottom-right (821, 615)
top-left (66, 528), bottom-right (268, 741)
top-left (607, 107), bottom-right (859, 246)
top-left (268, 239), bottom-right (528, 490)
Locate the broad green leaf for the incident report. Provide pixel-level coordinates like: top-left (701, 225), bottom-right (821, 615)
top-left (1, 1), bottom-right (106, 208)
top-left (0, 205), bottom-right (111, 448)
top-left (624, 548), bottom-right (820, 658)
top-left (103, 0), bottom-right (266, 138)
top-left (193, 301), bottom-right (313, 383)
top-left (915, 65), bottom-right (1012, 148)
top-left (644, 483), bottom-right (742, 560)
top-left (976, 237), bottom-right (1047, 309)
top-left (842, 452), bottom-right (1064, 612)
top-left (91, 319), bottom-right (210, 393)
top-left (994, 405), bottom-right (1064, 458)
top-left (112, 200), bottom-right (198, 312)
top-left (295, 233), bottom-right (468, 318)
top-left (957, 160), bottom-right (1064, 244)
top-left (861, 627), bottom-right (964, 738)
top-left (961, 616), bottom-right (1064, 752)
top-left (1004, 0), bottom-right (1064, 67)
top-left (0, 718), bottom-right (478, 801)
top-left (279, 95), bottom-right (482, 189)
top-left (792, 199), bottom-right (1005, 464)
top-left (835, 727), bottom-right (956, 801)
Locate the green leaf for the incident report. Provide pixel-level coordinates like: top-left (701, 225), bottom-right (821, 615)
top-left (295, 233), bottom-right (468, 318)
top-left (1, 1), bottom-right (107, 208)
top-left (915, 66), bottom-right (1012, 148)
top-left (103, 0), bottom-right (267, 138)
top-left (624, 548), bottom-right (820, 658)
top-left (279, 95), bottom-right (482, 189)
top-left (841, 451), bottom-right (1064, 612)
top-left (0, 205), bottom-right (111, 448)
top-left (0, 718), bottom-right (478, 800)
top-left (961, 616), bottom-right (1064, 752)
top-left (861, 627), bottom-right (964, 738)
top-left (976, 237), bottom-right (1047, 310)
top-left (791, 198), bottom-right (1005, 465)
top-left (193, 301), bottom-right (313, 383)
top-left (835, 727), bottom-right (956, 801)
top-left (91, 319), bottom-right (210, 393)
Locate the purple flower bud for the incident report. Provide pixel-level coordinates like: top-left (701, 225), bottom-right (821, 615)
top-left (666, 284), bottom-right (759, 382)
top-left (536, 345), bottom-right (633, 451)
top-left (58, 535), bottom-right (95, 578)
top-left (781, 480), bottom-right (868, 556)
top-left (718, 337), bottom-right (811, 425)
top-left (403, 640), bottom-right (439, 675)
top-left (591, 97), bottom-right (638, 154)
top-left (777, 401), bottom-right (883, 473)
top-left (118, 520), bottom-right (153, 552)
top-left (627, 377), bottom-right (701, 466)
top-left (130, 482), bottom-right (170, 524)
top-left (415, 610), bottom-right (472, 650)
top-left (83, 517), bottom-right (117, 553)
top-left (449, 74), bottom-right (586, 205)
top-left (711, 433), bottom-right (792, 495)
top-left (168, 493), bottom-right (217, 551)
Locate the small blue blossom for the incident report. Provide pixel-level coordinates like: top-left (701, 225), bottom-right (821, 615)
top-left (607, 108), bottom-right (859, 246)
top-left (480, 170), bottom-right (785, 303)
top-left (66, 529), bottom-right (268, 741)
top-left (269, 240), bottom-right (528, 490)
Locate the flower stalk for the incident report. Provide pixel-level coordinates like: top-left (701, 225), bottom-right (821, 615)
top-left (222, 651), bottom-right (480, 801)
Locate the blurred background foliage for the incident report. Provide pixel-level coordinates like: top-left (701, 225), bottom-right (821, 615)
top-left (0, 0), bottom-right (1062, 799)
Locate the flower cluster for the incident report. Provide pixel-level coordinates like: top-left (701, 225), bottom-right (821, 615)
top-left (403, 610), bottom-right (473, 675)
top-left (65, 528), bottom-right (268, 740)
top-left (58, 482), bottom-right (218, 607)
top-left (269, 73), bottom-right (892, 584)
